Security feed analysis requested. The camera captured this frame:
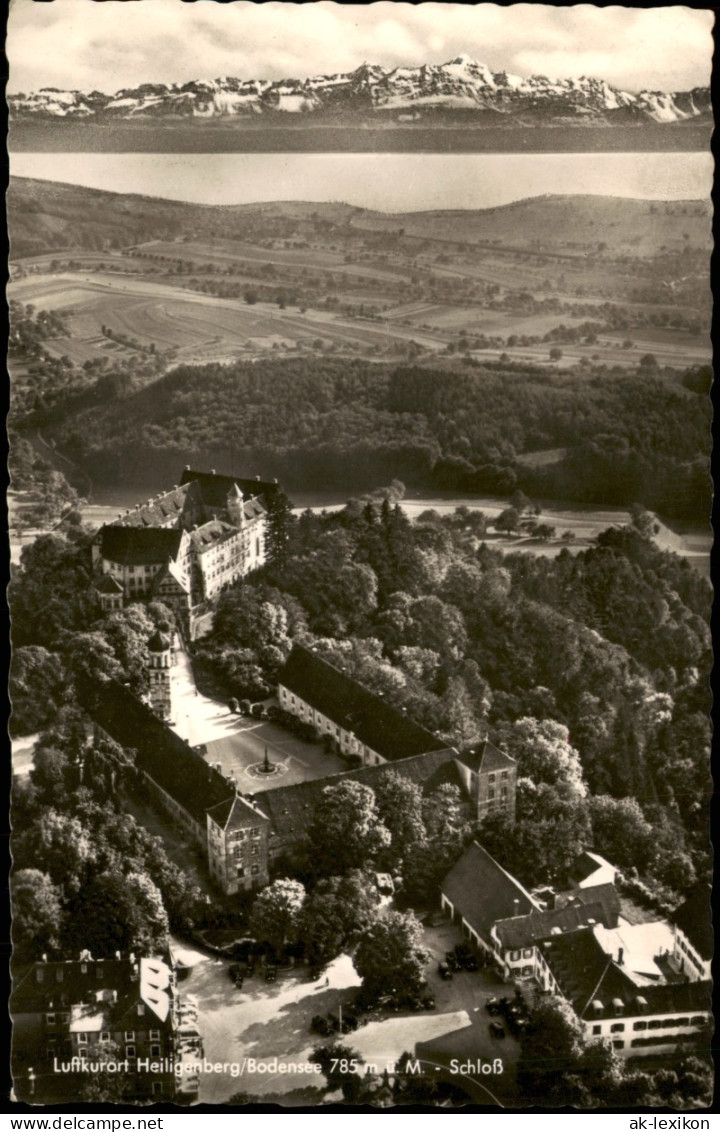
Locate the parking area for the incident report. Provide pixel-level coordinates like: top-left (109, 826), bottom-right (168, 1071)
top-left (416, 918), bottom-right (523, 1105)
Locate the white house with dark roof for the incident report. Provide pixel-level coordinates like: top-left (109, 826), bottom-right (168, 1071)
top-left (440, 843), bottom-right (712, 1058)
top-left (11, 954), bottom-right (201, 1103)
top-left (538, 923), bottom-right (711, 1057)
top-left (441, 841), bottom-right (540, 957)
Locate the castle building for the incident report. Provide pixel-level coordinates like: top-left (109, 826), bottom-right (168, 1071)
top-left (277, 646), bottom-right (517, 824)
top-left (86, 643), bottom-right (518, 895)
top-left (10, 953), bottom-right (201, 1103)
top-left (277, 645), bottom-right (450, 768)
top-left (89, 681), bottom-right (270, 896)
top-left (91, 468), bottom-right (277, 627)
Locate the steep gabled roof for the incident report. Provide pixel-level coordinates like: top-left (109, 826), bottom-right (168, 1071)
top-left (190, 519), bottom-right (237, 551)
top-left (207, 793), bottom-right (269, 833)
top-left (456, 738), bottom-right (516, 774)
top-left (86, 681), bottom-right (235, 827)
top-left (114, 482), bottom-right (201, 529)
top-left (672, 884), bottom-right (713, 961)
top-left (540, 927), bottom-right (712, 1022)
top-left (253, 748), bottom-right (461, 844)
top-left (153, 559), bottom-right (190, 595)
top-left (441, 841), bottom-right (540, 942)
top-left (10, 956), bottom-right (176, 1030)
top-left (567, 850), bottom-right (615, 886)
top-left (98, 525), bottom-right (184, 567)
top-left (92, 574), bottom-right (124, 595)
top-left (180, 468), bottom-right (278, 509)
top-left (495, 884), bottom-right (620, 949)
top-left (278, 645), bottom-right (446, 762)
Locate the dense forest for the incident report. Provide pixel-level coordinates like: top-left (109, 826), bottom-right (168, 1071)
top-left (44, 356), bottom-right (711, 519)
top-left (11, 493), bottom-right (712, 913)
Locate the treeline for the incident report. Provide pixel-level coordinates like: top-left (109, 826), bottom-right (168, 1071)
top-left (52, 356), bottom-right (711, 518)
top-left (9, 487), bottom-right (711, 935)
top-left (187, 496), bottom-right (711, 904)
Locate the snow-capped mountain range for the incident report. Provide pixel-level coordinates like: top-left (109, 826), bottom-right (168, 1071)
top-left (9, 56), bottom-right (710, 124)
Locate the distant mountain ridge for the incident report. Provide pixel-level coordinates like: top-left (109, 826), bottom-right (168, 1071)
top-left (9, 55), bottom-right (711, 125)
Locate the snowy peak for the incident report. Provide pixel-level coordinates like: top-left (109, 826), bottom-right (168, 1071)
top-left (8, 58), bottom-right (710, 124)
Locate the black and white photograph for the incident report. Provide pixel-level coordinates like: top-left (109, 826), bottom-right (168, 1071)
top-left (6, 0), bottom-right (714, 1113)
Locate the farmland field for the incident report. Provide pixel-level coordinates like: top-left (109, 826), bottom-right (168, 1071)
top-left (9, 271), bottom-right (451, 363)
top-left (7, 179), bottom-right (711, 530)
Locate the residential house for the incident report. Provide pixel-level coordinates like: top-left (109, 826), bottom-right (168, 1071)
top-left (10, 953), bottom-right (201, 1102)
top-left (440, 843), bottom-right (712, 1058)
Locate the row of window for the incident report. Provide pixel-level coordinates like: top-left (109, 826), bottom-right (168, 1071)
top-left (67, 1029), bottom-right (162, 1042)
top-left (592, 1016), bottom-right (705, 1036)
top-left (487, 771), bottom-right (509, 782)
top-left (508, 948), bottom-right (534, 962)
top-left (236, 865), bottom-right (262, 878)
top-left (676, 936), bottom-right (706, 974)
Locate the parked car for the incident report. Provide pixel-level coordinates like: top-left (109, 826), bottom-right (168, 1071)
top-left (445, 951), bottom-right (464, 972)
top-left (489, 1021), bottom-right (506, 1039)
top-left (310, 1014), bottom-right (333, 1036)
top-left (228, 964), bottom-right (244, 987)
top-left (438, 961), bottom-right (453, 980)
top-left (265, 966), bottom-right (277, 982)
top-left (485, 996), bottom-right (502, 1015)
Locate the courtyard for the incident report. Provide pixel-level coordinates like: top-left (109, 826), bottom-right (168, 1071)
top-left (169, 642), bottom-right (348, 792)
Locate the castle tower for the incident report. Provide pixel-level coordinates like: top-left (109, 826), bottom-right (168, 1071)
top-left (147, 627), bottom-right (174, 721)
top-left (225, 483), bottom-right (246, 528)
top-left (455, 739), bottom-right (517, 824)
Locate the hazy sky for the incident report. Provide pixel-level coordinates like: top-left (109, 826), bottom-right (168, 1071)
top-left (6, 2), bottom-right (714, 96)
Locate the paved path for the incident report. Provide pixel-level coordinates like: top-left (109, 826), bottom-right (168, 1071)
top-left (170, 642), bottom-right (248, 748)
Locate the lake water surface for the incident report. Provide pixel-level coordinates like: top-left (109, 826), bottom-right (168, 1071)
top-left (10, 151), bottom-right (712, 211)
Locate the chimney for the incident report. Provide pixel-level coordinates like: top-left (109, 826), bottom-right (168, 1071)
top-left (617, 948), bottom-right (624, 965)
top-left (513, 899), bottom-right (520, 916)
